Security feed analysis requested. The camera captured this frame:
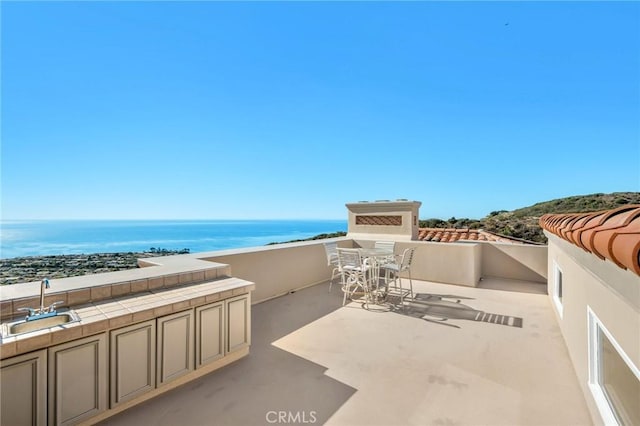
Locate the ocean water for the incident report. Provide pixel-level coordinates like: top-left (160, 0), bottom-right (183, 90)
top-left (0, 220), bottom-right (347, 259)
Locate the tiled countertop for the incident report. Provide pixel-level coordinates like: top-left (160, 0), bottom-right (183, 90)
top-left (0, 276), bottom-right (254, 360)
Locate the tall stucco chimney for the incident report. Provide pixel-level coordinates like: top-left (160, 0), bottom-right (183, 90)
top-left (345, 199), bottom-right (422, 241)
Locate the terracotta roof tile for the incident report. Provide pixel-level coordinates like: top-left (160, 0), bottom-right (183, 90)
top-left (611, 233), bottom-right (640, 275)
top-left (418, 228), bottom-right (531, 244)
top-left (560, 215), bottom-right (582, 240)
top-left (565, 212), bottom-right (602, 248)
top-left (540, 205), bottom-right (640, 276)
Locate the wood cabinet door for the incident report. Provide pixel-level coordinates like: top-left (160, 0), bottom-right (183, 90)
top-left (1, 349), bottom-right (47, 426)
top-left (157, 310), bottom-right (194, 385)
top-left (195, 302), bottom-right (225, 367)
top-left (48, 334), bottom-right (107, 426)
top-left (110, 320), bottom-right (156, 407)
top-left (226, 294), bottom-right (251, 354)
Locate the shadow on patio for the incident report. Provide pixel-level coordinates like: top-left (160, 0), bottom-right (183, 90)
top-left (396, 292), bottom-right (524, 329)
top-left (102, 277), bottom-right (591, 426)
top-left (101, 284), bottom-right (355, 426)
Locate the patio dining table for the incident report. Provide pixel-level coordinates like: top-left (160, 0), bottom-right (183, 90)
top-left (356, 247), bottom-right (395, 303)
top-left (357, 247), bottom-right (394, 258)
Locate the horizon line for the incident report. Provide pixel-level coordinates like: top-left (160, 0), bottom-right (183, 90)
top-left (1, 218), bottom-right (348, 222)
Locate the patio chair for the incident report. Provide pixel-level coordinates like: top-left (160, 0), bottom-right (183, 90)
top-left (374, 240), bottom-right (397, 268)
top-left (382, 247), bottom-right (415, 306)
top-left (323, 242), bottom-right (340, 292)
top-left (337, 248), bottom-right (374, 306)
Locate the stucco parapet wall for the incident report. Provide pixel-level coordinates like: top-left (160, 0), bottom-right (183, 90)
top-left (545, 231), bottom-right (640, 311)
top-left (352, 239), bottom-right (482, 287)
top-left (0, 237), bottom-right (352, 316)
top-left (475, 239), bottom-right (548, 282)
top-left (189, 236), bottom-right (353, 260)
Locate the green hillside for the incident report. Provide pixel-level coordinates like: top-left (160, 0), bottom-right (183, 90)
top-left (419, 192), bottom-right (640, 243)
top-left (511, 192), bottom-right (640, 217)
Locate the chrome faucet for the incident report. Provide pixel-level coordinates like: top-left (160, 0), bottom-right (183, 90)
top-left (39, 278), bottom-right (63, 314)
top-left (40, 278), bottom-right (50, 313)
top-left (18, 278), bottom-right (63, 321)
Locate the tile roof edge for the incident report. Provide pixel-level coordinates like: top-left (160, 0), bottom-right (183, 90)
top-left (478, 230), bottom-right (543, 245)
top-left (417, 228), bottom-right (540, 245)
top-left (540, 205), bottom-right (640, 277)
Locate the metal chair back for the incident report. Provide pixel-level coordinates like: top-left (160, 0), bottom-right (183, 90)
top-left (374, 240), bottom-right (396, 254)
top-left (400, 247), bottom-right (415, 272)
top-left (337, 248), bottom-right (363, 271)
top-left (324, 242), bottom-right (339, 266)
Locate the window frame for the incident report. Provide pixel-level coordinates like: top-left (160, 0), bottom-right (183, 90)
top-left (587, 307), bottom-right (640, 425)
top-left (552, 260), bottom-right (563, 318)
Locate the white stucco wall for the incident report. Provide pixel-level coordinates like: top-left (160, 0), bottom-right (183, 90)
top-left (546, 232), bottom-right (640, 425)
top-left (481, 241), bottom-right (547, 283)
top-left (203, 238), bottom-right (354, 303)
top-left (353, 239), bottom-right (482, 287)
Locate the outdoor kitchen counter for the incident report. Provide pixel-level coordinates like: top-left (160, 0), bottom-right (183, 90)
top-left (0, 276), bottom-right (255, 359)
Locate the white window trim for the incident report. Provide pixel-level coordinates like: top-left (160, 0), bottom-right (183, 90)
top-left (552, 261), bottom-right (563, 318)
top-left (587, 307), bottom-right (640, 426)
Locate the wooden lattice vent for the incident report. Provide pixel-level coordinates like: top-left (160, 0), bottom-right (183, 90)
top-left (355, 215), bottom-right (402, 226)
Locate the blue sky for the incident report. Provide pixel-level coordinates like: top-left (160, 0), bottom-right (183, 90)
top-left (2, 1), bottom-right (639, 220)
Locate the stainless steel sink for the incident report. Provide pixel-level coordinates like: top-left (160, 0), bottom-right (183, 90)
top-left (1, 310), bottom-right (81, 338)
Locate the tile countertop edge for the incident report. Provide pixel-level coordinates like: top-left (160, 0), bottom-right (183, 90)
top-left (0, 277), bottom-right (255, 360)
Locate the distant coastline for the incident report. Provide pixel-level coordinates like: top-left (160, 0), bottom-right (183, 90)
top-left (0, 231), bottom-right (348, 285)
top-left (0, 219), bottom-right (347, 259)
top-left (0, 250), bottom-right (185, 285)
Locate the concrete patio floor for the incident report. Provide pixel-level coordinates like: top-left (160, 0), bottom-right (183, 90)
top-left (100, 278), bottom-right (592, 426)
